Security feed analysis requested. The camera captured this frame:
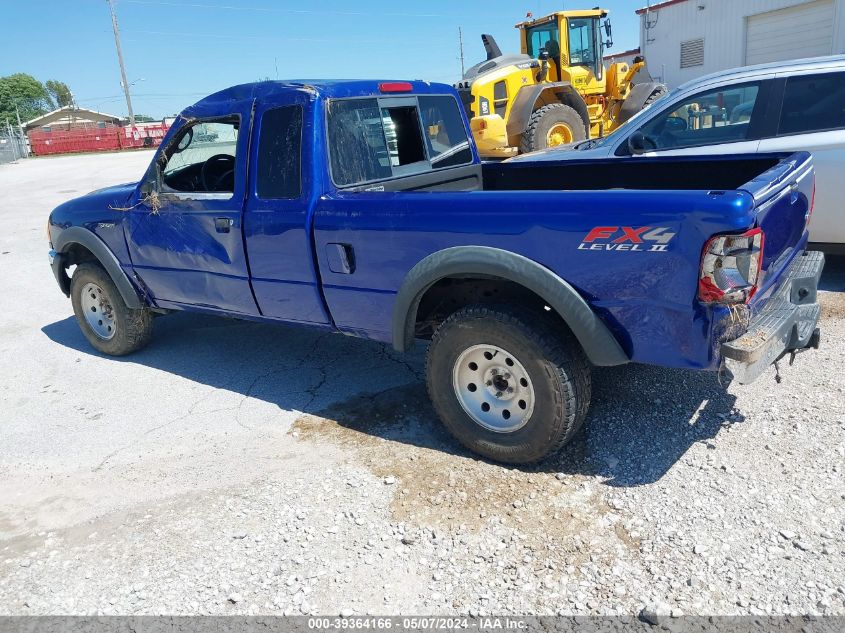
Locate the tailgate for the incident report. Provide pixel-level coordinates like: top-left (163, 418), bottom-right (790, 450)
top-left (740, 151), bottom-right (814, 284)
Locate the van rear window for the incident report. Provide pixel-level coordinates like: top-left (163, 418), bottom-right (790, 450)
top-left (327, 95), bottom-right (471, 188)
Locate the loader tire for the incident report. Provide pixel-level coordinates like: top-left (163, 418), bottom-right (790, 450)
top-left (426, 304), bottom-right (591, 464)
top-left (520, 103), bottom-right (587, 154)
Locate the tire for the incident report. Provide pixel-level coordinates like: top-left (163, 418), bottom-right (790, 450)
top-left (425, 305), bottom-right (591, 464)
top-left (70, 262), bottom-right (153, 356)
top-left (520, 103), bottom-right (587, 154)
top-left (643, 85), bottom-right (668, 108)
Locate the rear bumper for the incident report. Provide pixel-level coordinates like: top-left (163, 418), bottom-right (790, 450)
top-left (721, 250), bottom-right (824, 384)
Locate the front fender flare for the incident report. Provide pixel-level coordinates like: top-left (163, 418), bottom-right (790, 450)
top-left (53, 226), bottom-right (144, 309)
top-left (391, 246), bottom-right (629, 367)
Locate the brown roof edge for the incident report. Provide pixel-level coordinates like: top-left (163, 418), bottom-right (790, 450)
top-left (636, 0), bottom-right (690, 15)
top-left (22, 106), bottom-right (123, 130)
top-left (604, 47), bottom-right (641, 60)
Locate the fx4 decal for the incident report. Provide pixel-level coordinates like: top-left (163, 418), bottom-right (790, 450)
top-left (578, 226), bottom-right (676, 252)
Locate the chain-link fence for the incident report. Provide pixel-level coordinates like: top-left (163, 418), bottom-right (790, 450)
top-left (0, 129), bottom-right (28, 164)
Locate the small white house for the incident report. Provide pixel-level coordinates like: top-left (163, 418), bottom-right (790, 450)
top-left (637, 0), bottom-right (845, 87)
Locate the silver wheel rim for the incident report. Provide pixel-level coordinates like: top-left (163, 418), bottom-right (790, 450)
top-left (80, 282), bottom-right (116, 340)
top-left (451, 344), bottom-right (535, 433)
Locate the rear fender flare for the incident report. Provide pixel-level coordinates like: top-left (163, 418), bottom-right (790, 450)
top-left (391, 246), bottom-right (629, 367)
top-left (506, 83), bottom-right (591, 139)
top-left (53, 226), bottom-right (144, 309)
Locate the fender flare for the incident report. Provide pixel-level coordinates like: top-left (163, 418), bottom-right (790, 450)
top-left (53, 226), bottom-right (144, 309)
top-left (391, 246), bottom-right (629, 367)
top-left (506, 83), bottom-right (591, 139)
top-left (617, 81), bottom-right (666, 124)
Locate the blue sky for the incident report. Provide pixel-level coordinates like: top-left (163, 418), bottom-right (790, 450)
top-left (1, 0), bottom-right (643, 119)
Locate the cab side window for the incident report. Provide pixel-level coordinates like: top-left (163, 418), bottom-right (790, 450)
top-left (630, 82), bottom-right (761, 152)
top-left (161, 120), bottom-right (239, 193)
top-left (778, 71), bottom-right (845, 136)
top-left (256, 105), bottom-right (303, 199)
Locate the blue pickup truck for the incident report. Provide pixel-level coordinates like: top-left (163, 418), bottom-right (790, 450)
top-left (48, 80), bottom-right (823, 464)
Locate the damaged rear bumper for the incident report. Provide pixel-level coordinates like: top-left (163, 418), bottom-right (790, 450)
top-left (721, 250), bottom-right (824, 384)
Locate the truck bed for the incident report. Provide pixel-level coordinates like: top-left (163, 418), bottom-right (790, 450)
top-left (483, 155), bottom-right (784, 191)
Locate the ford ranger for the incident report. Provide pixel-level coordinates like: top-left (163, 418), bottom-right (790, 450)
top-left (47, 80), bottom-right (823, 464)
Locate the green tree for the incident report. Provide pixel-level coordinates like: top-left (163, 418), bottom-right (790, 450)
top-left (45, 80), bottom-right (74, 108)
top-left (134, 114), bottom-right (157, 123)
top-left (0, 74), bottom-right (53, 125)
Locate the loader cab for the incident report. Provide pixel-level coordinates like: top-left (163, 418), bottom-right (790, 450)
top-left (519, 11), bottom-right (606, 89)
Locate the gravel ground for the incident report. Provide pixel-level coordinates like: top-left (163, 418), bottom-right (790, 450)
top-left (0, 151), bottom-right (843, 617)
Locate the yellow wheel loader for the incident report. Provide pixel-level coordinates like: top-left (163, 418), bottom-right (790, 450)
top-left (455, 9), bottom-right (667, 158)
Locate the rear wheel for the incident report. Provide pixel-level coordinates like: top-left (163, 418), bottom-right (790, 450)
top-left (426, 305), bottom-right (591, 464)
top-left (70, 263), bottom-right (153, 356)
top-left (520, 103), bottom-right (587, 154)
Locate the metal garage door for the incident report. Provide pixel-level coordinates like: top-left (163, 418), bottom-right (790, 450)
top-left (745, 0), bottom-right (835, 65)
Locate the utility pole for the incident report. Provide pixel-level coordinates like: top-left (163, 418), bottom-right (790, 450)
top-left (458, 27), bottom-right (465, 77)
top-left (107, 0), bottom-right (136, 129)
top-left (14, 101), bottom-right (23, 135)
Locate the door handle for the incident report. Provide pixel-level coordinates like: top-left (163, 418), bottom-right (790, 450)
top-left (215, 217), bottom-right (233, 233)
top-left (326, 243), bottom-right (355, 274)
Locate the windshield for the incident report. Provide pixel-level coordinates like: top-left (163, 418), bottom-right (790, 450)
top-left (582, 84), bottom-right (682, 149)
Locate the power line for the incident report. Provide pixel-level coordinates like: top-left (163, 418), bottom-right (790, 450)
top-left (119, 30), bottom-right (480, 47)
top-left (120, 0), bottom-right (511, 19)
top-left (121, 28), bottom-right (375, 43)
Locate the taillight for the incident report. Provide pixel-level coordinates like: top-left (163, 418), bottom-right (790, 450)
top-left (699, 228), bottom-right (765, 304)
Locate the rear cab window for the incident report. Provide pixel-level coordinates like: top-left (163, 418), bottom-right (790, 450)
top-left (326, 94), bottom-right (472, 188)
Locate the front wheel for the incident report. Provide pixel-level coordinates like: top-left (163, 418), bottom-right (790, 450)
top-left (426, 305), bottom-right (591, 464)
top-left (70, 263), bottom-right (153, 356)
top-left (520, 103), bottom-right (587, 154)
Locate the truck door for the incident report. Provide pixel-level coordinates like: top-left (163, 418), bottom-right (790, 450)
top-left (126, 102), bottom-right (258, 315)
top-left (242, 93), bottom-right (331, 324)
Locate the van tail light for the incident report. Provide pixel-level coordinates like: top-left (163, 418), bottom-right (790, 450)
top-left (699, 228), bottom-right (765, 304)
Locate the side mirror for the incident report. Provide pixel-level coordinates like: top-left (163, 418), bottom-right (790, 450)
top-left (604, 18), bottom-right (612, 38)
top-left (174, 127), bottom-right (193, 153)
top-left (628, 131), bottom-right (657, 155)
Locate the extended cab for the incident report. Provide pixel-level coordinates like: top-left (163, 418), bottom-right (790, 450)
top-left (48, 80), bottom-right (824, 464)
